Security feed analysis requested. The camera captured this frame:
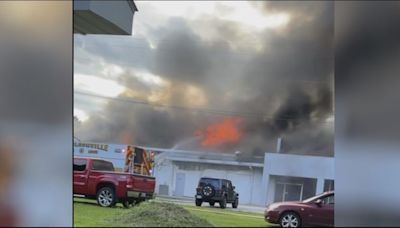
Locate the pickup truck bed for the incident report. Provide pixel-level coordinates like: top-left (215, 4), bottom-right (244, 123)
top-left (73, 157), bottom-right (156, 207)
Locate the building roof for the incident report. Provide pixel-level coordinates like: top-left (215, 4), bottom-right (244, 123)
top-left (142, 147), bottom-right (265, 168)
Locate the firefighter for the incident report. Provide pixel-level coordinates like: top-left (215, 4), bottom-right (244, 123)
top-left (124, 145), bottom-right (134, 173)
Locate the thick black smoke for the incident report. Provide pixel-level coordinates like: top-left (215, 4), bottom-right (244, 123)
top-left (75, 2), bottom-right (333, 157)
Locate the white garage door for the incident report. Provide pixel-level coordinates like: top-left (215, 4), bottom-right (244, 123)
top-left (202, 169), bottom-right (227, 179)
top-left (227, 173), bottom-right (253, 205)
top-left (183, 170), bottom-right (201, 197)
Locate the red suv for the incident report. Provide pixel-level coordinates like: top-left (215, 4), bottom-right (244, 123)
top-left (264, 191), bottom-right (334, 227)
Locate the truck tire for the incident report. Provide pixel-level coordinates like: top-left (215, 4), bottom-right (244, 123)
top-left (209, 201), bottom-right (215, 207)
top-left (96, 187), bottom-right (116, 207)
top-left (195, 199), bottom-right (202, 207)
top-left (219, 196), bottom-right (227, 209)
top-left (232, 198), bottom-right (238, 208)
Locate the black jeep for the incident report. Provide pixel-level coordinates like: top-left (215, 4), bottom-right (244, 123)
top-left (195, 177), bottom-right (239, 209)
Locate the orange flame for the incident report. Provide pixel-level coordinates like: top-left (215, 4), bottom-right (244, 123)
top-left (195, 117), bottom-right (242, 146)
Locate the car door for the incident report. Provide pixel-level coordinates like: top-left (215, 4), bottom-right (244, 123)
top-left (319, 195), bottom-right (334, 226)
top-left (73, 159), bottom-right (89, 194)
top-left (306, 194), bottom-right (334, 227)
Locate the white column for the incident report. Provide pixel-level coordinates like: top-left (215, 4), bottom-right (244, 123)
top-left (266, 177), bottom-right (275, 205)
top-left (316, 178), bottom-right (325, 194)
top-left (263, 175), bottom-right (270, 205)
top-left (261, 153), bottom-right (268, 205)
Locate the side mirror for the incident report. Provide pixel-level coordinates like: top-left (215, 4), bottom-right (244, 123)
top-left (232, 186), bottom-right (236, 190)
top-left (315, 199), bottom-right (323, 207)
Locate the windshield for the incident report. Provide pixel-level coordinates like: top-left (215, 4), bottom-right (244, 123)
top-left (198, 178), bottom-right (221, 188)
top-left (302, 192), bottom-right (328, 203)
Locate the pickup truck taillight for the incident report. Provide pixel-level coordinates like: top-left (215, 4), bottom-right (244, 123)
top-left (126, 178), bottom-right (133, 189)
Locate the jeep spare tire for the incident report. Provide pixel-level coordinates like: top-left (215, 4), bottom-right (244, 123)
top-left (202, 184), bottom-right (215, 198)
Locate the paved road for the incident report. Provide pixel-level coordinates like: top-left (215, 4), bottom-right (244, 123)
top-left (155, 195), bottom-right (266, 214)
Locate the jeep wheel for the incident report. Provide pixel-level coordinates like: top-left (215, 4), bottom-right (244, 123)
top-left (209, 201), bottom-right (215, 207)
top-left (232, 198), bottom-right (238, 208)
top-left (219, 196), bottom-right (227, 209)
top-left (195, 199), bottom-right (202, 207)
top-left (97, 187), bottom-right (116, 207)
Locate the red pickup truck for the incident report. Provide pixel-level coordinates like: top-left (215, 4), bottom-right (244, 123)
top-left (73, 157), bottom-right (156, 208)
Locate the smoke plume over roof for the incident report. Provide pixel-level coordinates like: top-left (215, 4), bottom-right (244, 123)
top-left (74, 1), bottom-right (333, 157)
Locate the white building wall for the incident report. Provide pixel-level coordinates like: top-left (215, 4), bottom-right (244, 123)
top-left (266, 176), bottom-right (276, 205)
top-left (264, 153), bottom-right (334, 179)
top-left (182, 170), bottom-right (202, 197)
top-left (262, 153), bottom-right (334, 205)
top-left (162, 161), bottom-right (263, 205)
top-left (154, 159), bottom-right (174, 196)
top-left (202, 169), bottom-right (227, 179)
top-left (250, 169), bottom-right (264, 206)
top-left (227, 172), bottom-right (253, 204)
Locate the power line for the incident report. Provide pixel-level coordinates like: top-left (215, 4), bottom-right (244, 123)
top-left (74, 56), bottom-right (332, 86)
top-left (74, 90), bottom-right (334, 125)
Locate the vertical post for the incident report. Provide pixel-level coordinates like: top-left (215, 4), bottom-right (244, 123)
top-left (267, 177), bottom-right (275, 205)
top-left (262, 152), bottom-right (270, 205)
top-left (277, 137), bottom-right (282, 153)
top-left (316, 178), bottom-right (325, 194)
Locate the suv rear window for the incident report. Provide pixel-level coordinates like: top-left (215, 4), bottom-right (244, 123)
top-left (198, 178), bottom-right (221, 188)
top-left (92, 160), bottom-right (114, 171)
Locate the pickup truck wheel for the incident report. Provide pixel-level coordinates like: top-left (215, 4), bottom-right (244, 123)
top-left (195, 199), bottom-right (202, 207)
top-left (232, 198), bottom-right (238, 208)
top-left (219, 196), bottom-right (227, 209)
top-left (209, 201), bottom-right (215, 207)
top-left (97, 187), bottom-right (116, 207)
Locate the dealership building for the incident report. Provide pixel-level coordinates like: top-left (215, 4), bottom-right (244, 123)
top-left (74, 140), bottom-right (334, 206)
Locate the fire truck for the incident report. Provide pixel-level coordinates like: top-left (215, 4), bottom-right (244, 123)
top-left (73, 140), bottom-right (155, 176)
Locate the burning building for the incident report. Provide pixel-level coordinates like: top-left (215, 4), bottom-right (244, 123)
top-left (74, 138), bottom-right (334, 206)
top-left (74, 1), bottom-right (335, 206)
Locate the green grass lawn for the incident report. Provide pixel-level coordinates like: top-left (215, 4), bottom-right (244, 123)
top-left (74, 198), bottom-right (123, 227)
top-left (74, 198), bottom-right (277, 227)
top-left (183, 205), bottom-right (275, 227)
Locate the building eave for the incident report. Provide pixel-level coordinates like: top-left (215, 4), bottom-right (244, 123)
top-left (168, 156), bottom-right (264, 168)
top-left (127, 0), bottom-right (138, 12)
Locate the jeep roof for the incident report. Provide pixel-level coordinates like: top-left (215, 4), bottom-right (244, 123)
top-left (198, 177), bottom-right (233, 187)
top-left (199, 177), bottom-right (230, 182)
